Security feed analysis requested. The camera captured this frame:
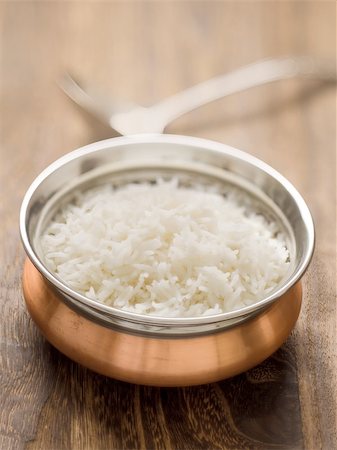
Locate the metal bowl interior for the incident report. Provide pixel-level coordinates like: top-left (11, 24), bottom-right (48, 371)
top-left (20, 134), bottom-right (314, 336)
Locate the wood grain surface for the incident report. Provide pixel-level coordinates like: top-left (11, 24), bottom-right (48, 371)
top-left (0, 2), bottom-right (335, 450)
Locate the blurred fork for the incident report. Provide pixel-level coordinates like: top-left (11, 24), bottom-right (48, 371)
top-left (60, 56), bottom-right (336, 136)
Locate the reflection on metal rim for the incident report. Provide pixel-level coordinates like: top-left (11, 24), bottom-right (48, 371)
top-left (20, 134), bottom-right (314, 336)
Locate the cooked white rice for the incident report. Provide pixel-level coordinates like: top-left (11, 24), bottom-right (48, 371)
top-left (41, 178), bottom-right (290, 317)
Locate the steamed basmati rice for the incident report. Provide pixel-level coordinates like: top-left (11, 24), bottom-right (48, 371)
top-left (41, 179), bottom-right (290, 317)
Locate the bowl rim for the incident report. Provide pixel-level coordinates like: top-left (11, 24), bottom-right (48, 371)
top-left (20, 133), bottom-right (315, 327)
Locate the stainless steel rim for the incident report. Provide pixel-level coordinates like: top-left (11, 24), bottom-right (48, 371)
top-left (20, 134), bottom-right (315, 331)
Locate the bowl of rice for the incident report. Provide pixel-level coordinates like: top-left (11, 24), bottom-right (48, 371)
top-left (20, 134), bottom-right (314, 386)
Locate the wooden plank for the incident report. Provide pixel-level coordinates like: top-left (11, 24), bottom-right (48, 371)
top-left (0, 2), bottom-right (335, 449)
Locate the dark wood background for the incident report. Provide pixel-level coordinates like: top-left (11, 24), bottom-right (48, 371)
top-left (0, 2), bottom-right (335, 449)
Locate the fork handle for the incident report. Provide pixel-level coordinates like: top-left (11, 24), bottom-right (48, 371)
top-left (150, 56), bottom-right (336, 127)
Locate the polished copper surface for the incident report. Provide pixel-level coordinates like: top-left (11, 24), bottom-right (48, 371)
top-left (23, 259), bottom-right (302, 387)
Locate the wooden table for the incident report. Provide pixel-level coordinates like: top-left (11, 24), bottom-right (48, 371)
top-left (1, 2), bottom-right (335, 449)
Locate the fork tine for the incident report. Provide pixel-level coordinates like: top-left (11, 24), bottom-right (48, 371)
top-left (58, 72), bottom-right (114, 124)
top-left (58, 72), bottom-right (140, 133)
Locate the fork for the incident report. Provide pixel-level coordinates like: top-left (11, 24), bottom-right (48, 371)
top-left (60, 56), bottom-right (336, 136)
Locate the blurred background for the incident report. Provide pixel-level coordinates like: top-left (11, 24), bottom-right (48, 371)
top-left (1, 2), bottom-right (335, 173)
top-left (1, 2), bottom-right (336, 450)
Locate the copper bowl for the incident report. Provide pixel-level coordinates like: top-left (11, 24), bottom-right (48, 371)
top-left (20, 134), bottom-right (314, 386)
